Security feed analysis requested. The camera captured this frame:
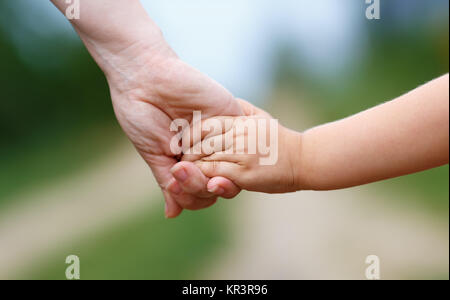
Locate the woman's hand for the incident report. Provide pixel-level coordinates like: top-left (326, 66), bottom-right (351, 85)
top-left (51, 0), bottom-right (242, 217)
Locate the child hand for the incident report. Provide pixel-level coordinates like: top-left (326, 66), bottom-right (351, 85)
top-left (181, 100), bottom-right (303, 194)
top-left (172, 75), bottom-right (449, 197)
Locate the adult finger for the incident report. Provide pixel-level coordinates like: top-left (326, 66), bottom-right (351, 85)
top-left (207, 176), bottom-right (241, 199)
top-left (170, 161), bottom-right (241, 203)
top-left (162, 189), bottom-right (184, 218)
top-left (168, 187), bottom-right (218, 211)
top-left (170, 161), bottom-right (214, 198)
top-left (143, 154), bottom-right (184, 218)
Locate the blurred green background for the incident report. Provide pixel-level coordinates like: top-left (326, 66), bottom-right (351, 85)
top-left (0, 0), bottom-right (448, 280)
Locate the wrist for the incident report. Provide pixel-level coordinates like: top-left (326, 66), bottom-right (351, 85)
top-left (285, 128), bottom-right (316, 191)
top-left (81, 26), bottom-right (177, 84)
top-left (63, 0), bottom-right (177, 89)
top-left (283, 128), bottom-right (305, 191)
top-left (295, 129), bottom-right (323, 191)
top-left (99, 38), bottom-right (177, 92)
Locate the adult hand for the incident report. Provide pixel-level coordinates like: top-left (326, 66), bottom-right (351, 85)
top-left (50, 0), bottom-right (242, 217)
top-left (108, 45), bottom-right (243, 218)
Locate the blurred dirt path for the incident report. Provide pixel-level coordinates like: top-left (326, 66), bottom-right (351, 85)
top-left (205, 190), bottom-right (449, 279)
top-left (0, 143), bottom-right (160, 279)
top-left (203, 94), bottom-right (449, 280)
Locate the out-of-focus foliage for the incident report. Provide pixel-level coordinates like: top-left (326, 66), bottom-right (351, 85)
top-left (0, 2), bottom-right (119, 206)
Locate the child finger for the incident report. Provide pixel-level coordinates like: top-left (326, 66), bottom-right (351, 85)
top-left (194, 161), bottom-right (241, 182)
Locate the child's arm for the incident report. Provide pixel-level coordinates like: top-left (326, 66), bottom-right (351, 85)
top-left (182, 74), bottom-right (449, 194)
top-left (298, 73), bottom-right (448, 190)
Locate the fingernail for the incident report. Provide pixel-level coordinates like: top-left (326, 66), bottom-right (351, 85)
top-left (168, 180), bottom-right (182, 195)
top-left (208, 185), bottom-right (225, 195)
top-left (172, 166), bottom-right (188, 183)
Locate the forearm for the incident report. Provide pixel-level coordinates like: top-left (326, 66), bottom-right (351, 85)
top-left (297, 74), bottom-right (449, 191)
top-left (50, 0), bottom-right (173, 82)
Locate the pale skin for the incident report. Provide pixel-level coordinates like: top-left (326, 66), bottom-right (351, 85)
top-left (49, 0), bottom-right (242, 218)
top-left (181, 74), bottom-right (449, 193)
